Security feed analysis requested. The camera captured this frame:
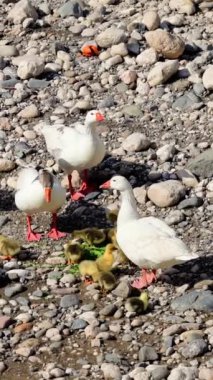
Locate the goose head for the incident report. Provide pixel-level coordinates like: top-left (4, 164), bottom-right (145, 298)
top-left (38, 169), bottom-right (54, 203)
top-left (100, 175), bottom-right (132, 192)
top-left (85, 110), bottom-right (105, 127)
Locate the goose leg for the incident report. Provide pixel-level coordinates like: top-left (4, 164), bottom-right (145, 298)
top-left (131, 269), bottom-right (157, 289)
top-left (68, 174), bottom-right (85, 201)
top-left (76, 169), bottom-right (95, 197)
top-left (27, 215), bottom-right (42, 242)
top-left (47, 213), bottom-right (66, 240)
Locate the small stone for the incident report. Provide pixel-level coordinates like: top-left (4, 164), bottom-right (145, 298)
top-left (14, 322), bottom-right (33, 333)
top-left (7, 0), bottom-right (38, 24)
top-left (202, 65), bottom-right (213, 90)
top-left (176, 169), bottom-right (198, 188)
top-left (178, 197), bottom-right (203, 209)
top-left (4, 283), bottom-right (24, 298)
top-left (112, 281), bottom-right (131, 299)
top-left (60, 294), bottom-right (80, 308)
top-left (0, 362), bottom-right (6, 374)
top-left (181, 339), bottom-right (207, 358)
top-left (50, 368), bottom-right (65, 377)
top-left (122, 132), bottom-right (151, 152)
top-left (142, 10), bottom-right (160, 31)
top-left (0, 117), bottom-right (11, 131)
top-left (58, 0), bottom-right (85, 18)
top-left (28, 78), bottom-right (49, 89)
top-left (120, 70), bottom-right (137, 85)
top-left (156, 143), bottom-right (176, 163)
top-left (0, 159), bottom-right (15, 172)
top-left (173, 91), bottom-right (202, 111)
top-left (136, 48), bottom-right (158, 66)
top-left (147, 60), bottom-right (179, 86)
top-left (14, 55), bottom-right (44, 80)
top-left (145, 29), bottom-right (185, 59)
top-left (122, 104), bottom-right (141, 117)
top-left (146, 365), bottom-right (170, 380)
top-left (0, 45), bottom-right (18, 57)
top-left (147, 180), bottom-right (185, 207)
top-left (0, 315), bottom-right (13, 329)
top-left (180, 330), bottom-right (204, 343)
top-left (169, 0), bottom-right (196, 15)
top-left (15, 338), bottom-right (39, 357)
top-left (105, 55), bottom-right (123, 69)
top-left (18, 104), bottom-right (39, 119)
top-left (163, 324), bottom-right (183, 336)
top-left (165, 210), bottom-right (184, 225)
top-left (188, 149), bottom-right (213, 178)
top-left (133, 187), bottom-right (147, 204)
top-left (110, 43), bottom-right (128, 57)
top-left (168, 367), bottom-right (198, 380)
top-left (101, 363), bottom-right (122, 380)
top-left (45, 257), bottom-right (66, 265)
top-left (96, 27), bottom-right (126, 48)
top-left (199, 368), bottom-right (213, 380)
top-left (100, 304), bottom-right (117, 316)
top-left (139, 345), bottom-right (158, 362)
top-left (71, 318), bottom-right (87, 330)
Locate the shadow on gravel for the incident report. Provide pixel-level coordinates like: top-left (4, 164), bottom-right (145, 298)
top-left (162, 255), bottom-right (213, 288)
top-left (0, 189), bottom-right (16, 211)
top-left (58, 155), bottom-right (151, 233)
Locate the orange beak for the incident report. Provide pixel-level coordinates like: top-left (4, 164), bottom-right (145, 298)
top-left (45, 187), bottom-right (52, 203)
top-left (96, 112), bottom-right (105, 122)
top-left (100, 180), bottom-right (111, 189)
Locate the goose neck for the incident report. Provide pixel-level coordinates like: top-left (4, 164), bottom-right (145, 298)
top-left (117, 189), bottom-right (139, 226)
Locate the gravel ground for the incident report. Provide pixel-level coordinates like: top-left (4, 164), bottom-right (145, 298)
top-left (0, 0), bottom-right (213, 378)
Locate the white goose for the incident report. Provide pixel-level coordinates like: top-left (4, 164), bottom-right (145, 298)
top-left (100, 176), bottom-right (198, 289)
top-left (15, 168), bottom-right (66, 241)
top-left (41, 110), bottom-right (105, 200)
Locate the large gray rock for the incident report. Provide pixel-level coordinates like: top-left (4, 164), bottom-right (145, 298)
top-left (181, 339), bottom-right (207, 359)
top-left (171, 290), bottom-right (213, 312)
top-left (173, 91), bottom-right (202, 110)
top-left (58, 0), bottom-right (86, 18)
top-left (13, 54), bottom-right (44, 80)
top-left (188, 149), bottom-right (213, 178)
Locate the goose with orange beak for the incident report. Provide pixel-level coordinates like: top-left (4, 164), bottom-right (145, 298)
top-left (15, 168), bottom-right (66, 241)
top-left (100, 176), bottom-right (198, 289)
top-left (41, 110), bottom-right (105, 201)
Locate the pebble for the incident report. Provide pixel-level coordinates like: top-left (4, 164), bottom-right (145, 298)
top-left (58, 0), bottom-right (85, 18)
top-left (60, 294), bottom-right (80, 308)
top-left (178, 197), bottom-right (203, 209)
top-left (181, 339), bottom-right (208, 359)
top-left (142, 10), bottom-right (160, 31)
top-left (96, 27), bottom-right (126, 48)
top-left (148, 60), bottom-right (179, 86)
top-left (4, 283), bottom-right (24, 298)
top-left (139, 345), bottom-right (158, 362)
top-left (0, 362), bottom-right (6, 374)
top-left (0, 315), bottom-right (13, 329)
top-left (7, 0), bottom-right (38, 24)
top-left (122, 133), bottom-right (151, 152)
top-left (101, 363), bottom-right (122, 380)
top-left (0, 159), bottom-right (15, 172)
top-left (13, 54), bottom-right (44, 80)
top-left (71, 319), bottom-right (87, 330)
top-left (169, 0), bottom-right (196, 15)
top-left (168, 366), bottom-right (198, 380)
top-left (0, 45), bottom-right (18, 57)
top-left (202, 65), bottom-right (213, 90)
top-left (18, 104), bottom-right (39, 119)
top-left (188, 149), bottom-right (213, 178)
